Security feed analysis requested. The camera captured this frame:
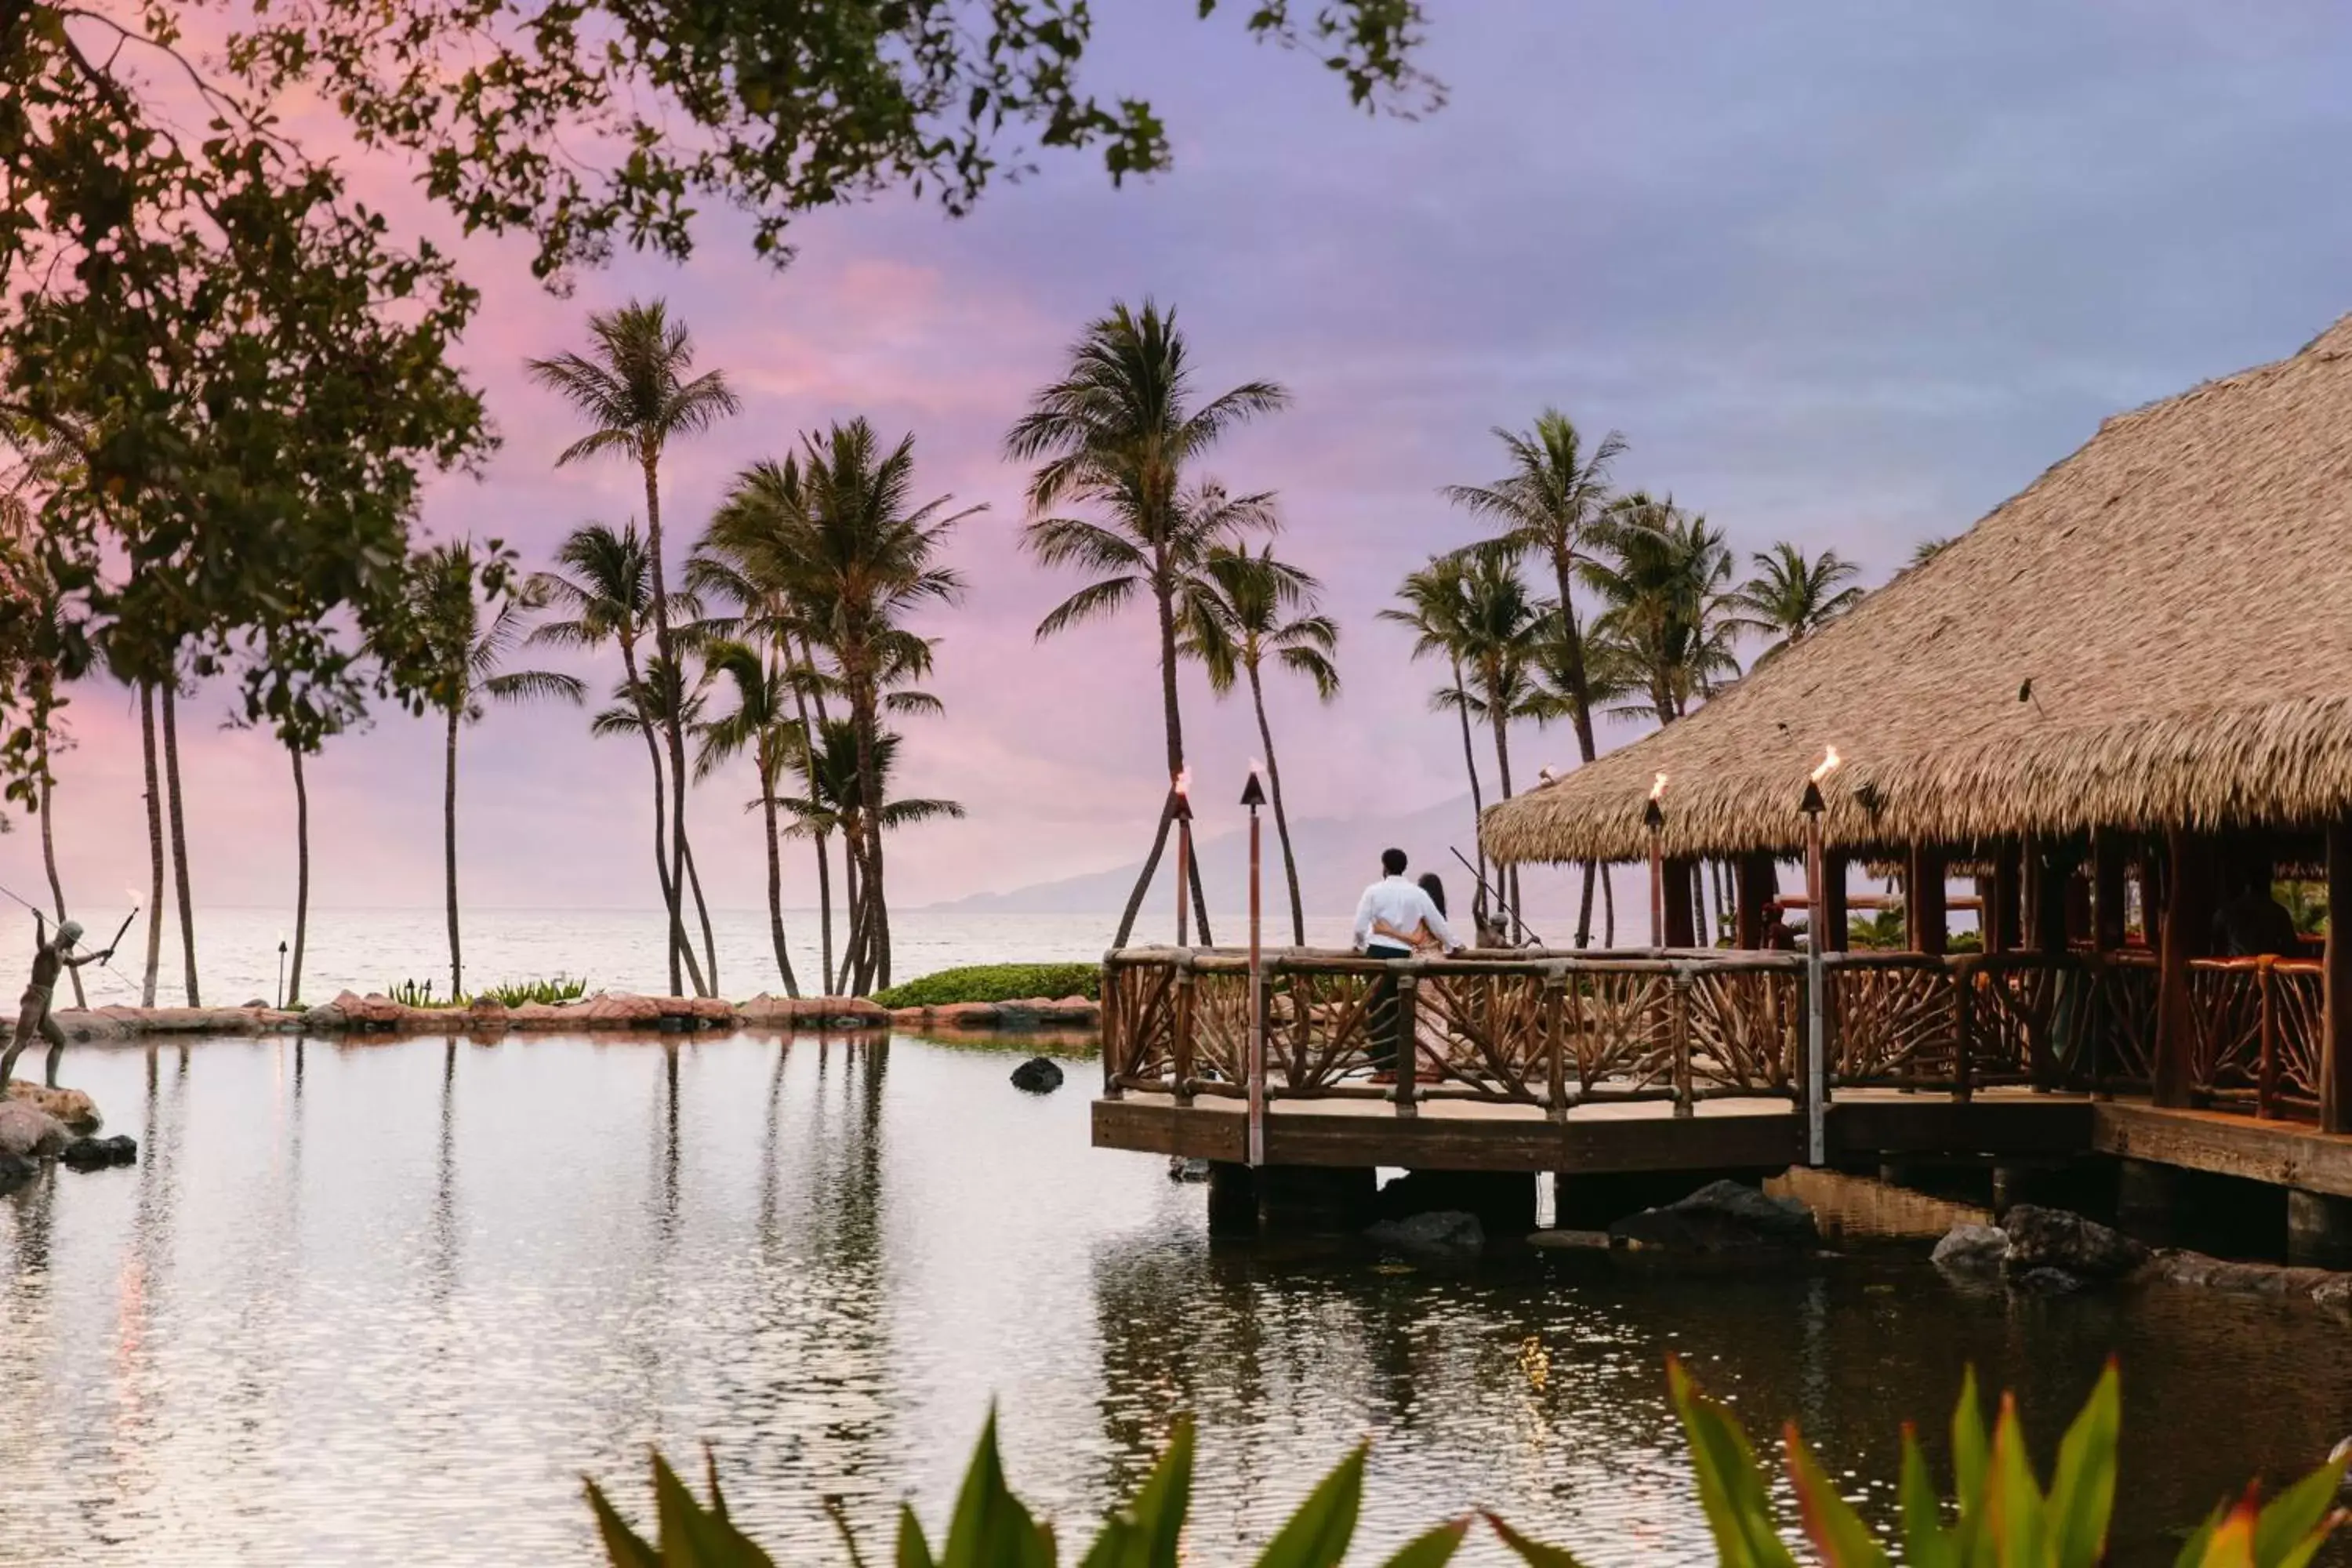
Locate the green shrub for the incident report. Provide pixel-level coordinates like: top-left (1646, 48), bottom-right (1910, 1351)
top-left (586, 1362), bottom-right (2345, 1566)
top-left (872, 963), bottom-right (1101, 1010)
top-left (384, 975), bottom-right (590, 1009)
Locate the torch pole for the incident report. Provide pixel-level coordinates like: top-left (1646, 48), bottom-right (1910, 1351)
top-left (1174, 797), bottom-right (1192, 950)
top-left (1247, 799), bottom-right (1265, 1167)
top-left (1647, 825), bottom-right (1665, 950)
top-left (1803, 800), bottom-right (1829, 1166)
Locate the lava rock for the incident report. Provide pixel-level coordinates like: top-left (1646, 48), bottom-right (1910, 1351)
top-left (0, 1150), bottom-right (33, 1192)
top-left (5, 1081), bottom-right (99, 1131)
top-left (58, 1134), bottom-right (136, 1171)
top-left (1608, 1179), bottom-right (1819, 1253)
top-left (1366, 1210), bottom-right (1485, 1256)
top-left (2313, 1276), bottom-right (2352, 1312)
top-left (2011, 1266), bottom-right (2089, 1294)
top-left (2001, 1205), bottom-right (2149, 1285)
top-left (1167, 1156), bottom-right (1212, 1183)
top-left (0, 1100), bottom-right (70, 1160)
top-left (240, 997), bottom-right (270, 1010)
top-left (1010, 1057), bottom-right (1065, 1094)
top-left (1931, 1223), bottom-right (2010, 1277)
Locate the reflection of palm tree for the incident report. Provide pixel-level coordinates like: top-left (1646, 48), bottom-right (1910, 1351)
top-left (1445, 412), bottom-right (1625, 946)
top-left (528, 301), bottom-right (739, 997)
top-left (409, 542), bottom-right (585, 993)
top-left (1726, 541), bottom-right (1864, 662)
top-left (533, 520), bottom-right (712, 995)
top-left (1178, 543), bottom-right (1338, 946)
top-left (1007, 301), bottom-right (1289, 949)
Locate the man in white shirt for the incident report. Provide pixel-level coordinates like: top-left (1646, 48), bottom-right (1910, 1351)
top-left (1352, 848), bottom-right (1462, 1079)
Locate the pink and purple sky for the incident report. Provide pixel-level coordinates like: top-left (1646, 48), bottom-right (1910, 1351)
top-left (28, 1), bottom-right (2352, 914)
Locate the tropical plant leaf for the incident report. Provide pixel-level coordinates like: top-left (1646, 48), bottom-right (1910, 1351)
top-left (1250, 1443), bottom-right (1365, 1568)
top-left (2045, 1361), bottom-right (2121, 1568)
top-left (1482, 1512), bottom-right (1597, 1568)
top-left (1784, 1424), bottom-right (1888, 1568)
top-left (938, 1412), bottom-right (1055, 1568)
top-left (1895, 1426), bottom-right (1958, 1568)
top-left (1985, 1394), bottom-right (2046, 1567)
top-left (2252, 1454), bottom-right (2350, 1566)
top-left (1667, 1358), bottom-right (1800, 1568)
top-left (584, 1475), bottom-right (662, 1568)
top-left (652, 1447), bottom-right (778, 1566)
top-left (1076, 1417), bottom-right (1195, 1568)
top-left (898, 1503), bottom-right (938, 1568)
top-left (2187, 1493), bottom-right (2261, 1568)
top-left (1374, 1518), bottom-right (1471, 1568)
top-left (1951, 1368), bottom-right (1990, 1534)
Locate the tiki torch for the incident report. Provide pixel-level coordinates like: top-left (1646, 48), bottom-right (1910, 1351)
top-left (276, 935), bottom-right (288, 1011)
top-left (1645, 772), bottom-right (1668, 949)
top-left (1172, 768), bottom-right (1195, 949)
top-left (1241, 763), bottom-right (1269, 1167)
top-left (1800, 746), bottom-right (1840, 1167)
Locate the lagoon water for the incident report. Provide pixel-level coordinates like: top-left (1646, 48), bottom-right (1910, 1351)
top-left (2, 1029), bottom-right (2350, 1566)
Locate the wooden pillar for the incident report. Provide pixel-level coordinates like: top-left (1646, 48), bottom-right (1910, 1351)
top-left (1989, 842), bottom-right (2022, 954)
top-left (1906, 845), bottom-right (1947, 956)
top-left (2031, 840), bottom-right (2075, 956)
top-left (1663, 856), bottom-right (1698, 949)
top-left (1734, 853), bottom-right (1775, 949)
top-left (2325, 818), bottom-right (2352, 1134)
top-left (2092, 833), bottom-right (2127, 953)
top-left (1823, 851), bottom-right (1850, 952)
top-left (2153, 829), bottom-right (2212, 1109)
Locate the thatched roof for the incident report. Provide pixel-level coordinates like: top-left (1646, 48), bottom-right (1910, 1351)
top-left (1484, 314), bottom-right (2352, 866)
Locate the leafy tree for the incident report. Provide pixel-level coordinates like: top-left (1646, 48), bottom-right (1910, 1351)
top-left (1007, 302), bottom-right (1289, 949)
top-left (1382, 556), bottom-right (1494, 926)
top-left (528, 302), bottom-right (738, 997)
top-left (531, 519), bottom-right (713, 997)
top-left (1728, 540), bottom-right (1865, 662)
top-left (408, 542), bottom-right (585, 994)
top-left (1584, 495), bottom-right (1740, 727)
top-left (779, 715), bottom-right (966, 975)
top-left (1178, 540), bottom-right (1340, 946)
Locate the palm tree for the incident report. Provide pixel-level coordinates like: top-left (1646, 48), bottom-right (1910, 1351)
top-left (697, 641), bottom-right (804, 997)
top-left (530, 520), bottom-right (713, 996)
top-left (1443, 551), bottom-right (1548, 942)
top-left (1383, 556), bottom-right (1491, 915)
top-left (1728, 541), bottom-right (1865, 662)
top-left (1005, 300), bottom-right (1289, 949)
top-left (1584, 495), bottom-right (1740, 727)
top-left (528, 301), bottom-right (739, 996)
top-left (410, 542), bottom-right (586, 994)
top-left (1177, 542), bottom-right (1338, 946)
top-left (780, 717), bottom-right (964, 979)
top-left (1907, 536), bottom-right (1952, 570)
top-left (586, 653), bottom-right (724, 990)
top-left (1444, 411), bottom-right (1625, 946)
top-left (709, 423), bottom-right (971, 993)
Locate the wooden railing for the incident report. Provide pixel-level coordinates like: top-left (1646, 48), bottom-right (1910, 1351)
top-left (1102, 947), bottom-right (1806, 1118)
top-left (1104, 943), bottom-right (2220, 1120)
top-left (2185, 955), bottom-right (2323, 1120)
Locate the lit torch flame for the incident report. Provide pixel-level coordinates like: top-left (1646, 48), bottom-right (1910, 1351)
top-left (122, 886), bottom-right (143, 909)
top-left (1810, 746), bottom-right (1842, 784)
top-left (1649, 771), bottom-right (1668, 802)
top-left (1174, 768), bottom-right (1192, 798)
top-left (1248, 757), bottom-right (1265, 781)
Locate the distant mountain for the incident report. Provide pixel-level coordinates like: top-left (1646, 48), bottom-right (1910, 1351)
top-left (927, 795), bottom-right (1494, 917)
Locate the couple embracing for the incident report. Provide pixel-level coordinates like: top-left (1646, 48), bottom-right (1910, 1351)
top-left (1348, 848), bottom-right (1463, 1084)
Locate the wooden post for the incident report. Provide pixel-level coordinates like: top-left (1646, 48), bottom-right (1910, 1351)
top-left (2031, 839), bottom-right (2074, 956)
top-left (2324, 818), bottom-right (2352, 1134)
top-left (2256, 954), bottom-right (2279, 1122)
top-left (1952, 957), bottom-right (1974, 1103)
top-left (1390, 973), bottom-right (1419, 1116)
top-left (1670, 967), bottom-right (1693, 1117)
top-left (1102, 964), bottom-right (1123, 1098)
top-left (1171, 964), bottom-right (1196, 1105)
top-left (1990, 842), bottom-right (2022, 954)
top-left (1735, 852), bottom-right (1774, 949)
top-left (1664, 857), bottom-right (1699, 949)
top-left (2153, 829), bottom-right (2211, 1109)
top-left (2092, 833), bottom-right (2127, 954)
top-left (1823, 852), bottom-right (1850, 952)
top-left (1544, 973), bottom-right (1569, 1121)
top-left (1906, 846), bottom-right (1947, 956)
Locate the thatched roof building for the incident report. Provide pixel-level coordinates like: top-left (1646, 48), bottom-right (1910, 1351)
top-left (1483, 314), bottom-right (2352, 867)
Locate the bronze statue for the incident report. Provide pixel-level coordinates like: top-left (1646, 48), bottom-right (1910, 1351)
top-left (1, 917), bottom-right (111, 1090)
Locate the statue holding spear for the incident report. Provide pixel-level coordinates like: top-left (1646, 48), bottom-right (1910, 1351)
top-left (0, 902), bottom-right (132, 1091)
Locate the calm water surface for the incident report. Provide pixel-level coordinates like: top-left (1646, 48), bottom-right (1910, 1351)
top-left (2, 1032), bottom-right (2347, 1566)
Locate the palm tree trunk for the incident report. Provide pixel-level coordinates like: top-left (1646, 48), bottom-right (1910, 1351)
top-left (848, 681), bottom-right (890, 994)
top-left (760, 779), bottom-right (798, 998)
top-left (139, 681), bottom-right (163, 1007)
top-left (1549, 551), bottom-right (1602, 951)
top-left (789, 634), bottom-right (837, 988)
top-left (1602, 866), bottom-right (1617, 947)
top-left (837, 828), bottom-right (863, 995)
top-left (619, 640), bottom-right (706, 996)
top-left (641, 451), bottom-right (702, 997)
top-left (683, 833), bottom-right (719, 995)
top-left (1153, 573), bottom-right (1211, 945)
top-left (35, 690), bottom-right (83, 1008)
top-left (814, 832), bottom-right (836, 995)
top-left (160, 676), bottom-right (198, 1006)
top-left (1247, 665), bottom-right (1306, 946)
top-left (289, 743), bottom-right (310, 1006)
top-left (1577, 862), bottom-right (1597, 951)
top-left (1111, 801), bottom-right (1174, 950)
top-left (1488, 697), bottom-right (1521, 944)
top-left (1449, 657), bottom-right (1489, 926)
top-left (444, 704), bottom-right (462, 996)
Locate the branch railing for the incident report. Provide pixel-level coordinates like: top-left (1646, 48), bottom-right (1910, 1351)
top-left (1102, 942), bottom-right (2236, 1123)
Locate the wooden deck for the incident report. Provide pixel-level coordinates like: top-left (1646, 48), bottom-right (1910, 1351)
top-left (1095, 1086), bottom-right (2093, 1174)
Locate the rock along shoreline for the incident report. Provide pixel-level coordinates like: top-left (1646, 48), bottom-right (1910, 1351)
top-left (51, 989), bottom-right (1102, 1041)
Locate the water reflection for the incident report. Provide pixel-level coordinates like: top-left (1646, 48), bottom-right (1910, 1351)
top-left (0, 1033), bottom-right (2343, 1564)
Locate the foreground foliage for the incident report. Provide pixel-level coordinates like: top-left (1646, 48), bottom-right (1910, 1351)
top-left (384, 975), bottom-right (590, 1010)
top-left (587, 1362), bottom-right (2344, 1566)
top-left (872, 964), bottom-right (1102, 1009)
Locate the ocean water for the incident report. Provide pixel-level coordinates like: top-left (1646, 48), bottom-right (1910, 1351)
top-left (1, 1031), bottom-right (2347, 1566)
top-left (8, 906), bottom-right (1370, 1007)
